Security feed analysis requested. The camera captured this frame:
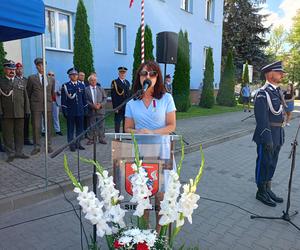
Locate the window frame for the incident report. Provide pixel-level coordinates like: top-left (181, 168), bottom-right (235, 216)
top-left (205, 0), bottom-right (214, 22)
top-left (45, 7), bottom-right (73, 52)
top-left (203, 46), bottom-right (213, 71)
top-left (114, 23), bottom-right (127, 54)
top-left (180, 0), bottom-right (193, 13)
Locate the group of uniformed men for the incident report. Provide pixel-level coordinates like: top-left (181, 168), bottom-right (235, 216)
top-left (0, 60), bottom-right (132, 159)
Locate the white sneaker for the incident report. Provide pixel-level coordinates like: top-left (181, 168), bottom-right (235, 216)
top-left (286, 123), bottom-right (290, 126)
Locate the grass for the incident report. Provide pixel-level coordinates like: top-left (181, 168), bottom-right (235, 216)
top-left (176, 104), bottom-right (244, 119)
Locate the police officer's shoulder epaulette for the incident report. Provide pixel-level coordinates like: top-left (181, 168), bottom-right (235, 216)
top-left (256, 89), bottom-right (267, 99)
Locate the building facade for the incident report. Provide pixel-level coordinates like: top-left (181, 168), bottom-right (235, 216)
top-left (5, 0), bottom-right (224, 97)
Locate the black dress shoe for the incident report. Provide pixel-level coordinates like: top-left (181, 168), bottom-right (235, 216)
top-left (70, 144), bottom-right (76, 152)
top-left (256, 190), bottom-right (276, 207)
top-left (56, 131), bottom-right (63, 136)
top-left (15, 153), bottom-right (30, 159)
top-left (6, 155), bottom-right (14, 162)
top-left (41, 132), bottom-right (45, 137)
top-left (77, 145), bottom-right (85, 150)
top-left (24, 140), bottom-right (33, 145)
top-left (0, 146), bottom-right (5, 152)
top-left (267, 189), bottom-right (284, 203)
top-left (31, 148), bottom-right (41, 155)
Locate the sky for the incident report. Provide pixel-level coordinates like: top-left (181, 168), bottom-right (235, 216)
top-left (260, 0), bottom-right (300, 30)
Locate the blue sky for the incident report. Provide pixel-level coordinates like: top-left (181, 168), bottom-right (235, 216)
top-left (260, 0), bottom-right (300, 29)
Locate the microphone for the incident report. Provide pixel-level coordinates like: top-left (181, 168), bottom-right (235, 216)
top-left (143, 79), bottom-right (151, 92)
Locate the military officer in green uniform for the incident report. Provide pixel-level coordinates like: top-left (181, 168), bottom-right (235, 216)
top-left (27, 58), bottom-right (55, 155)
top-left (0, 60), bottom-right (30, 162)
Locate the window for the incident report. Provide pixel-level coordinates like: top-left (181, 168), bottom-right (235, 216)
top-left (114, 23), bottom-right (126, 54)
top-left (203, 47), bottom-right (213, 70)
top-left (45, 9), bottom-right (72, 51)
top-left (205, 0), bottom-right (214, 22)
top-left (181, 0), bottom-right (193, 13)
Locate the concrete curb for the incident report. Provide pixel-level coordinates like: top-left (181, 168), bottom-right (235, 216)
top-left (0, 127), bottom-right (255, 215)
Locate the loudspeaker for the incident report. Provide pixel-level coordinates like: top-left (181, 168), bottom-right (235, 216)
top-left (156, 31), bottom-right (178, 64)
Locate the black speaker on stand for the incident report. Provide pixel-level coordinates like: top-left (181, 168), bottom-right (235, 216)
top-left (156, 31), bottom-right (178, 79)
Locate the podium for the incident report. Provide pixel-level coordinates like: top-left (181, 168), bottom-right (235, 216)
top-left (106, 133), bottom-right (180, 211)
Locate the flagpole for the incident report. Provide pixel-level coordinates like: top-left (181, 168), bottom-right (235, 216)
top-left (141, 0), bottom-right (145, 63)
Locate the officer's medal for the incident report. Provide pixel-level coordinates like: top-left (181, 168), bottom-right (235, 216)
top-left (152, 99), bottom-right (156, 112)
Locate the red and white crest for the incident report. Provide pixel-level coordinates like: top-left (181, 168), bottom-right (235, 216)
top-left (125, 162), bottom-right (159, 196)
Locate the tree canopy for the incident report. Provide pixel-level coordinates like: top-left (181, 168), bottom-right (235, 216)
top-left (222, 0), bottom-right (270, 81)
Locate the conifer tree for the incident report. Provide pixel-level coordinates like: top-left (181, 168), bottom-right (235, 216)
top-left (199, 48), bottom-right (214, 108)
top-left (132, 25), bottom-right (154, 83)
top-left (222, 0), bottom-right (269, 79)
top-left (242, 61), bottom-right (249, 87)
top-left (216, 50), bottom-right (236, 107)
top-left (173, 30), bottom-right (191, 112)
top-left (73, 0), bottom-right (94, 77)
top-left (0, 42), bottom-right (6, 78)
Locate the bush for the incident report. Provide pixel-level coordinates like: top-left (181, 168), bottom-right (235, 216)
top-left (199, 48), bottom-right (214, 108)
top-left (172, 30), bottom-right (191, 112)
top-left (216, 50), bottom-right (236, 106)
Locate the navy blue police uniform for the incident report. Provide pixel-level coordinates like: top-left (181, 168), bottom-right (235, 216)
top-left (111, 67), bottom-right (131, 133)
top-left (61, 68), bottom-right (88, 151)
top-left (253, 61), bottom-right (285, 207)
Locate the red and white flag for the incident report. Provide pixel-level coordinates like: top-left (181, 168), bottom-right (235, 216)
top-left (129, 0), bottom-right (134, 8)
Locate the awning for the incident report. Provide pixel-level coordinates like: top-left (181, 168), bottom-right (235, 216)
top-left (0, 0), bottom-right (45, 42)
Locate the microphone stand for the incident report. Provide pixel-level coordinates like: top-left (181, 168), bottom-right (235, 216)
top-left (50, 88), bottom-right (144, 244)
top-left (250, 120), bottom-right (300, 231)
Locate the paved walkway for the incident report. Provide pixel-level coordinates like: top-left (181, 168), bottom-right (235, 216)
top-left (0, 108), bottom-right (259, 212)
top-left (0, 109), bottom-right (300, 249)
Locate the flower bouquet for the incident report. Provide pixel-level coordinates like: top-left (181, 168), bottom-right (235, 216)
top-left (64, 134), bottom-right (204, 249)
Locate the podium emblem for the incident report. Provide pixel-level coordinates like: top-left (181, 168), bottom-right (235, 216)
top-left (125, 162), bottom-right (159, 196)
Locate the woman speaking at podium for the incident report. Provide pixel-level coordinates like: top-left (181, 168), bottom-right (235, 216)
top-left (124, 60), bottom-right (176, 231)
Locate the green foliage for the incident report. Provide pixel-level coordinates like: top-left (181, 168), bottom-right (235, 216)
top-left (199, 48), bottom-right (214, 108)
top-left (286, 9), bottom-right (300, 87)
top-left (73, 0), bottom-right (95, 77)
top-left (132, 25), bottom-right (154, 83)
top-left (222, 0), bottom-right (270, 80)
top-left (265, 25), bottom-right (288, 61)
top-left (173, 30), bottom-right (191, 112)
top-left (216, 50), bottom-right (236, 107)
top-left (0, 42), bottom-right (6, 78)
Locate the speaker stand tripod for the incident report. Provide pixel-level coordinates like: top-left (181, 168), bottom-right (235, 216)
top-left (250, 122), bottom-right (300, 231)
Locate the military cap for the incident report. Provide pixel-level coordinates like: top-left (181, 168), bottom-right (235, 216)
top-left (118, 66), bottom-right (128, 72)
top-left (165, 74), bottom-right (171, 79)
top-left (67, 67), bottom-right (79, 75)
top-left (34, 57), bottom-right (43, 65)
top-left (16, 62), bottom-right (23, 68)
top-left (261, 61), bottom-right (285, 74)
top-left (3, 60), bottom-right (16, 69)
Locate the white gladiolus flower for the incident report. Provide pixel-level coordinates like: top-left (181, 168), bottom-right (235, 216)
top-left (177, 181), bottom-right (200, 225)
top-left (159, 171), bottom-right (181, 225)
top-left (96, 170), bottom-right (126, 228)
top-left (129, 167), bottom-right (152, 217)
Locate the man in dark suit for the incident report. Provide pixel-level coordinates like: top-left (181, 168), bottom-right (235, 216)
top-left (253, 61), bottom-right (285, 207)
top-left (111, 66), bottom-right (131, 133)
top-left (61, 68), bottom-right (87, 152)
top-left (85, 74), bottom-right (107, 144)
top-left (16, 62), bottom-right (33, 145)
top-left (26, 58), bottom-right (55, 155)
top-left (0, 60), bottom-right (30, 162)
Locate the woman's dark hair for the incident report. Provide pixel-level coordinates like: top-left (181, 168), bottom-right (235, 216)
top-left (288, 83), bottom-right (294, 96)
top-left (133, 60), bottom-right (166, 99)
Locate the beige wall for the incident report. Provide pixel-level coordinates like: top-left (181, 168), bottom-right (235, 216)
top-left (3, 40), bottom-right (22, 63)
